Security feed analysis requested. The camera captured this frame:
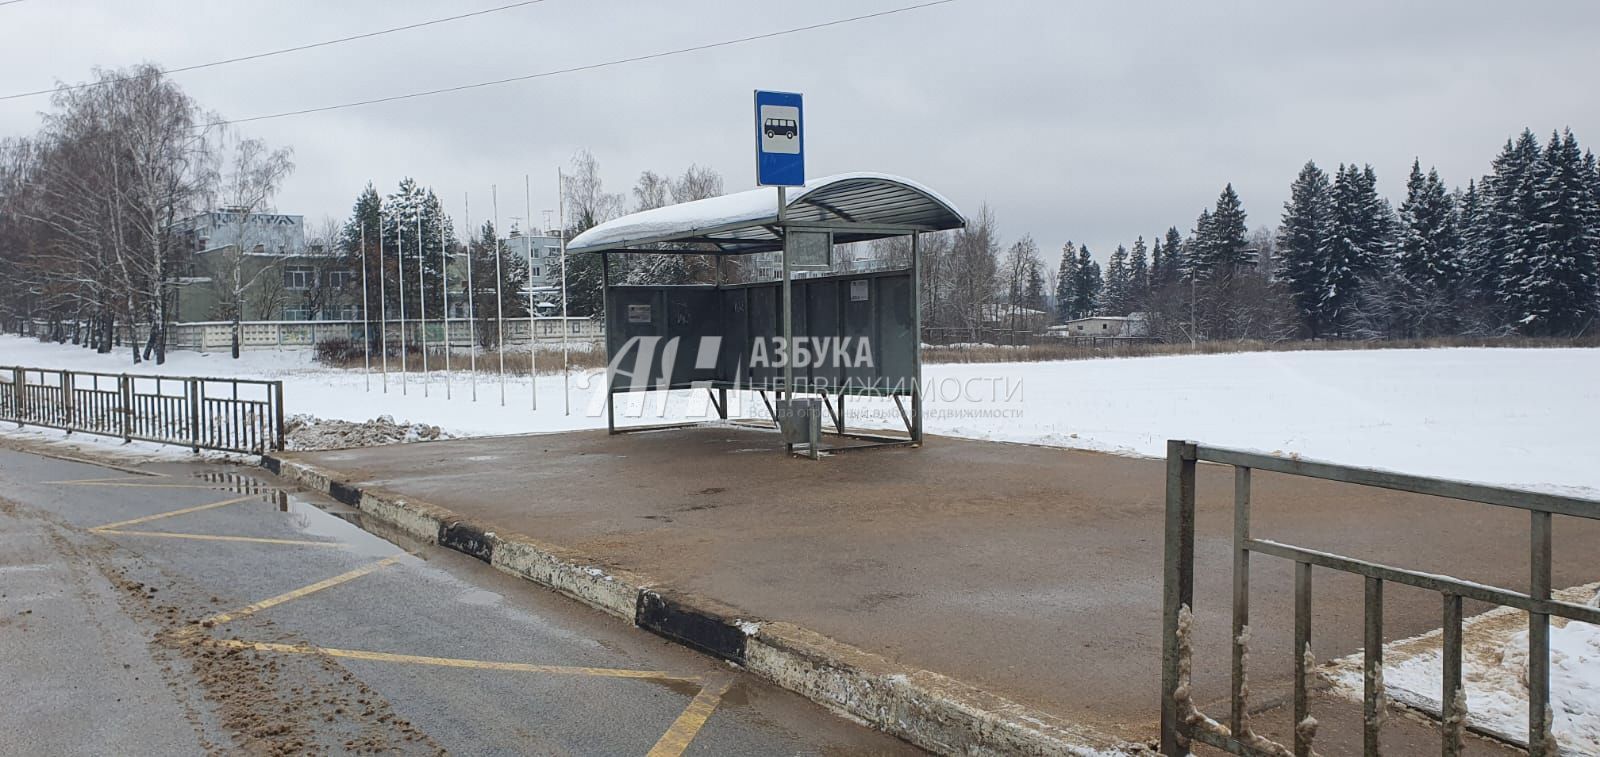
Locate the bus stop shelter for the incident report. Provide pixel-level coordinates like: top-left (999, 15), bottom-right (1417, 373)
top-left (566, 172), bottom-right (965, 455)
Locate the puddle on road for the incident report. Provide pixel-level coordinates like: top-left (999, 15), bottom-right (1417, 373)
top-left (188, 467), bottom-right (413, 560)
top-left (192, 470), bottom-right (271, 495)
top-left (262, 489), bottom-right (409, 559)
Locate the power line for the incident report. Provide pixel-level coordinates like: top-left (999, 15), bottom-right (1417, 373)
top-left (0, 0), bottom-right (550, 102)
top-left (200, 0), bottom-right (958, 129)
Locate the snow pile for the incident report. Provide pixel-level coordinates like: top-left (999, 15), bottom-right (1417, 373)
top-left (567, 172), bottom-right (959, 252)
top-left (1497, 617), bottom-right (1600, 752)
top-left (1325, 587), bottom-right (1600, 752)
top-left (284, 414), bottom-right (446, 451)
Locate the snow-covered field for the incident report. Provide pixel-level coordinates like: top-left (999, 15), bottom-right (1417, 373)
top-left (3, 334), bottom-right (1597, 495)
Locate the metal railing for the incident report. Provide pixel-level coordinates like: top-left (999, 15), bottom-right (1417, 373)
top-left (0, 366), bottom-right (284, 454)
top-left (1159, 440), bottom-right (1600, 757)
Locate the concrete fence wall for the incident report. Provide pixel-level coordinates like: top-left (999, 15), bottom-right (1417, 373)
top-left (165, 318), bottom-right (603, 352)
top-left (18, 318), bottom-right (603, 353)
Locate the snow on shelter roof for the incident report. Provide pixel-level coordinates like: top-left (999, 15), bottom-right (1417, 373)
top-left (566, 172), bottom-right (965, 255)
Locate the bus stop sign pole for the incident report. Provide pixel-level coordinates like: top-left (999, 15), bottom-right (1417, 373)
top-left (755, 90), bottom-right (805, 452)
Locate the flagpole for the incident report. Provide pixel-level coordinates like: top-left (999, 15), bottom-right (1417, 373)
top-left (417, 213), bottom-right (428, 397)
top-left (360, 220), bottom-right (371, 391)
top-left (526, 173), bottom-right (537, 411)
top-left (465, 192), bottom-right (477, 401)
top-left (493, 184), bottom-right (506, 407)
top-left (378, 205), bottom-right (389, 394)
top-left (557, 167), bottom-right (570, 416)
top-left (397, 214), bottom-right (408, 395)
top-left (441, 210), bottom-right (452, 400)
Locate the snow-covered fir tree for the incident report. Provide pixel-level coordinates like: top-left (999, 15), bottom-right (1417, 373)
top-left (1161, 227), bottom-right (1184, 287)
top-left (1359, 160), bottom-right (1464, 338)
top-left (1071, 244), bottom-right (1102, 318)
top-left (1132, 127), bottom-right (1600, 342)
top-left (1396, 160), bottom-right (1461, 289)
top-left (1454, 180), bottom-right (1488, 291)
top-left (465, 220), bottom-right (528, 347)
top-left (1273, 159), bottom-right (1337, 332)
top-left (1024, 256), bottom-right (1048, 313)
top-left (1149, 237), bottom-right (1166, 289)
top-left (1478, 130), bottom-right (1545, 316)
top-left (1128, 236), bottom-right (1150, 312)
top-left (374, 177), bottom-right (451, 318)
top-left (1054, 243), bottom-right (1077, 323)
top-left (1183, 209), bottom-right (1211, 280)
top-left (1102, 244), bottom-right (1131, 316)
top-left (1505, 129), bottom-right (1600, 335)
top-left (1321, 164), bottom-right (1390, 335)
top-left (338, 184), bottom-right (384, 333)
top-left (1190, 184), bottom-right (1250, 279)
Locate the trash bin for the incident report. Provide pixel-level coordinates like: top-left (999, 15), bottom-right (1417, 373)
top-left (776, 398), bottom-right (821, 450)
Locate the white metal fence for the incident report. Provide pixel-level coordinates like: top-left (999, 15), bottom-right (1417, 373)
top-left (1, 365), bottom-right (284, 453)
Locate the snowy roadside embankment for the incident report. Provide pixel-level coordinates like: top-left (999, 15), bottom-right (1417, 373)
top-left (2, 335), bottom-right (1597, 496)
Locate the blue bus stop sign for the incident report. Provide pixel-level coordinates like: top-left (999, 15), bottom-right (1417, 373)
top-left (754, 90), bottom-right (804, 187)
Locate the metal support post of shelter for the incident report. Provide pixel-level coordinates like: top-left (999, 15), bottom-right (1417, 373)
top-left (602, 251), bottom-right (614, 435)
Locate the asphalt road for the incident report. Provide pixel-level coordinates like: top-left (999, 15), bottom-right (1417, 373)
top-left (0, 443), bottom-right (918, 756)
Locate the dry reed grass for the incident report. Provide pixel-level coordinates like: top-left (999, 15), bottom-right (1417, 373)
top-left (920, 334), bottom-right (1600, 365)
top-left (320, 342), bottom-right (607, 376)
top-left (320, 334), bottom-right (1598, 374)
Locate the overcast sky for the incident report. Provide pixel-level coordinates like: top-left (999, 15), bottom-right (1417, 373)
top-left (4, 0), bottom-right (1599, 260)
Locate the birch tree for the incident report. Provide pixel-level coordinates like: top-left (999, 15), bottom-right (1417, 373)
top-left (203, 131), bottom-right (295, 358)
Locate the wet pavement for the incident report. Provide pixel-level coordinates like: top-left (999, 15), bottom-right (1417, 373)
top-left (278, 427), bottom-right (1600, 744)
top-left (0, 443), bottom-right (917, 755)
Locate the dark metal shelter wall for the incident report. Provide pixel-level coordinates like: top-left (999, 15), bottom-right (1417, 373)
top-left (605, 269), bottom-right (916, 396)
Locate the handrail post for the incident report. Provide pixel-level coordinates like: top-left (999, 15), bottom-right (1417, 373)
top-left (273, 380), bottom-right (285, 451)
top-left (1528, 510), bottom-right (1553, 756)
top-left (119, 373), bottom-right (131, 442)
top-left (1442, 594), bottom-right (1465, 757)
top-left (189, 378), bottom-right (201, 453)
top-left (1160, 439), bottom-right (1198, 756)
top-left (60, 369), bottom-right (73, 434)
top-left (1231, 466), bottom-right (1252, 737)
top-left (1294, 561), bottom-right (1314, 757)
top-left (12, 367), bottom-right (23, 427)
top-left (1363, 577), bottom-right (1384, 756)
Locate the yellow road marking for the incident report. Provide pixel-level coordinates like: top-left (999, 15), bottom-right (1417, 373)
top-left (89, 494), bottom-right (261, 531)
top-left (59, 460), bottom-right (732, 754)
top-left (647, 676), bottom-right (734, 757)
top-left (41, 461), bottom-right (733, 755)
top-left (196, 555), bottom-right (402, 628)
top-left (43, 475), bottom-right (166, 484)
top-left (19, 450), bottom-right (162, 477)
top-left (202, 638), bottom-right (697, 682)
top-left (103, 530), bottom-right (340, 548)
top-left (50, 481), bottom-right (262, 489)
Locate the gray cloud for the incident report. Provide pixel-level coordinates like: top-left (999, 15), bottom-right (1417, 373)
top-left (3, 0), bottom-right (1597, 259)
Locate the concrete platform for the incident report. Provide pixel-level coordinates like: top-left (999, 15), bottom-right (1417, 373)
top-left (279, 427), bottom-right (1600, 748)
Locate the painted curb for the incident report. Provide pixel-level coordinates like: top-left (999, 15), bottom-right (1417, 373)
top-left (263, 453), bottom-right (1140, 756)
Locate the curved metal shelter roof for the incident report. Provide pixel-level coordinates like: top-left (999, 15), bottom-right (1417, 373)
top-left (566, 172), bottom-right (965, 255)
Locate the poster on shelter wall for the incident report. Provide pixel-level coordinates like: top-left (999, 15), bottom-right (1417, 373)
top-left (627, 304), bottom-right (652, 324)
